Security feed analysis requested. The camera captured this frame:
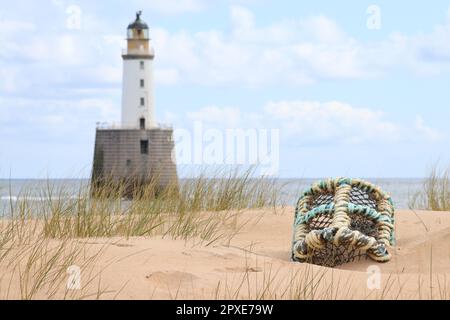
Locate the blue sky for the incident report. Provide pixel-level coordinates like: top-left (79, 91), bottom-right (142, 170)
top-left (1, 0), bottom-right (450, 178)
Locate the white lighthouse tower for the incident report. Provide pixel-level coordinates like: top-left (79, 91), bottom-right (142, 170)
top-left (92, 11), bottom-right (178, 198)
top-left (121, 11), bottom-right (156, 129)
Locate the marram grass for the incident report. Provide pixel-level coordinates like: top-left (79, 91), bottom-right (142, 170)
top-left (0, 168), bottom-right (284, 299)
top-left (2, 168), bottom-right (284, 246)
top-left (410, 164), bottom-right (450, 211)
top-left (38, 168), bottom-right (284, 242)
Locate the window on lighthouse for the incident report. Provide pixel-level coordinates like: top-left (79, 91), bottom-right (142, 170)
top-left (140, 97), bottom-right (145, 106)
top-left (140, 140), bottom-right (149, 155)
top-left (140, 79), bottom-right (145, 88)
top-left (140, 61), bottom-right (145, 70)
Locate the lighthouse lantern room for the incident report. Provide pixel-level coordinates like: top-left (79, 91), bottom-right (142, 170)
top-left (121, 11), bottom-right (156, 129)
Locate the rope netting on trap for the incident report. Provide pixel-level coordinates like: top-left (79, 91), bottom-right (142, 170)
top-left (292, 178), bottom-right (396, 268)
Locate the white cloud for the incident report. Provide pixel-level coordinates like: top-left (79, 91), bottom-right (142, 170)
top-left (187, 106), bottom-right (243, 127)
top-left (179, 101), bottom-right (444, 145)
top-left (131, 0), bottom-right (205, 15)
top-left (141, 6), bottom-right (368, 86)
top-left (83, 65), bottom-right (122, 84)
top-left (415, 115), bottom-right (443, 142)
top-left (231, 5), bottom-right (255, 38)
top-left (265, 101), bottom-right (401, 144)
top-left (147, 6), bottom-right (450, 86)
top-left (3, 5), bottom-right (450, 93)
top-left (0, 19), bottom-right (35, 33)
top-left (0, 18), bottom-right (124, 94)
top-left (38, 115), bottom-right (66, 126)
top-left (155, 68), bottom-right (180, 85)
top-left (0, 66), bottom-right (21, 93)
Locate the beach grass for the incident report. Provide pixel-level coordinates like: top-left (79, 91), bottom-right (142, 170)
top-left (3, 168), bottom-right (449, 300)
top-left (0, 168), bottom-right (285, 299)
top-left (410, 163), bottom-right (450, 211)
top-left (37, 167), bottom-right (284, 244)
top-left (0, 214), bottom-right (109, 299)
top-left (210, 257), bottom-right (449, 300)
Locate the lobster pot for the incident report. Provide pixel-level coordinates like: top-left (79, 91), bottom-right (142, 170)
top-left (292, 178), bottom-right (395, 268)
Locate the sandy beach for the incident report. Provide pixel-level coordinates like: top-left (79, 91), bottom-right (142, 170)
top-left (2, 207), bottom-right (448, 300)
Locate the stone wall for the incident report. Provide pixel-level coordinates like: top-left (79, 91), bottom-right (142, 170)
top-left (92, 128), bottom-right (178, 196)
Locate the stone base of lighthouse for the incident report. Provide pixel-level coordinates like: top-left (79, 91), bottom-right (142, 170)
top-left (91, 128), bottom-right (178, 198)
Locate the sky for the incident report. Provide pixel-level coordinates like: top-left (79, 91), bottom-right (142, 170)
top-left (1, 0), bottom-right (450, 178)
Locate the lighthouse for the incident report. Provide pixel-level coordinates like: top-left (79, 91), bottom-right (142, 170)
top-left (121, 11), bottom-right (156, 129)
top-left (91, 12), bottom-right (178, 197)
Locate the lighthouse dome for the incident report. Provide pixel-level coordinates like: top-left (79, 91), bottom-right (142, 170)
top-left (128, 11), bottom-right (148, 30)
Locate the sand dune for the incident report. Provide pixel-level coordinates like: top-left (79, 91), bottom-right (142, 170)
top-left (1, 208), bottom-right (449, 300)
top-left (68, 208), bottom-right (449, 300)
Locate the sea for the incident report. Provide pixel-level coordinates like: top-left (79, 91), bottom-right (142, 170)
top-left (0, 178), bottom-right (424, 215)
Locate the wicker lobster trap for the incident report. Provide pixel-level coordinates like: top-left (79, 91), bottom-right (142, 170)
top-left (292, 178), bottom-right (395, 267)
